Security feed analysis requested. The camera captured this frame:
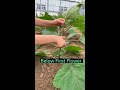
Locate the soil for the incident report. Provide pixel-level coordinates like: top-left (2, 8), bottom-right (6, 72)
top-left (35, 56), bottom-right (63, 90)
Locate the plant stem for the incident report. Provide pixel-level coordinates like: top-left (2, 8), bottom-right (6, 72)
top-left (59, 48), bottom-right (61, 59)
top-left (58, 24), bottom-right (64, 59)
top-left (57, 26), bottom-right (61, 59)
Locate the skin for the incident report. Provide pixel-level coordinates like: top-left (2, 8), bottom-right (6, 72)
top-left (35, 18), bottom-right (66, 47)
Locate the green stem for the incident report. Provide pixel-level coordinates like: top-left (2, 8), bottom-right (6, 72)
top-left (58, 24), bottom-right (65, 59)
top-left (56, 26), bottom-right (61, 59)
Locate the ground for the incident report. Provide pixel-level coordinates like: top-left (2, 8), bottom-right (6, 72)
top-left (35, 56), bottom-right (63, 90)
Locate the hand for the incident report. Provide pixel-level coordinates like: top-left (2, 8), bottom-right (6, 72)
top-left (35, 35), bottom-right (66, 48)
top-left (55, 36), bottom-right (66, 48)
top-left (51, 18), bottom-right (65, 26)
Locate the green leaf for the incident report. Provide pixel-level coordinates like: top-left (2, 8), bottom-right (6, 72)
top-left (38, 12), bottom-right (54, 20)
top-left (46, 27), bottom-right (57, 31)
top-left (63, 3), bottom-right (83, 20)
top-left (35, 26), bottom-right (41, 31)
top-left (52, 49), bottom-right (59, 57)
top-left (35, 45), bottom-right (40, 51)
top-left (67, 27), bottom-right (78, 39)
top-left (53, 64), bottom-right (70, 88)
top-left (60, 48), bottom-right (66, 56)
top-left (80, 35), bottom-right (85, 44)
top-left (43, 50), bottom-right (49, 53)
top-left (66, 41), bottom-right (70, 45)
top-left (53, 14), bottom-right (64, 19)
top-left (35, 52), bottom-right (46, 57)
top-left (67, 32), bottom-right (77, 39)
top-left (53, 63), bottom-right (85, 90)
top-left (42, 29), bottom-right (58, 35)
top-left (64, 46), bottom-right (82, 54)
top-left (70, 16), bottom-right (85, 35)
top-left (52, 48), bottom-right (65, 57)
top-left (67, 27), bottom-right (75, 33)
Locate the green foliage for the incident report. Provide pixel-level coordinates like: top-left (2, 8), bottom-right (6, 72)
top-left (47, 27), bottom-right (57, 32)
top-left (52, 45), bottom-right (83, 56)
top-left (37, 12), bottom-right (58, 32)
top-left (67, 27), bottom-right (78, 39)
top-left (42, 29), bottom-right (58, 35)
top-left (43, 50), bottom-right (49, 53)
top-left (52, 48), bottom-right (65, 57)
top-left (63, 3), bottom-right (83, 20)
top-left (35, 52), bottom-right (46, 57)
top-left (80, 35), bottom-right (85, 44)
top-left (64, 46), bottom-right (82, 55)
top-left (52, 14), bottom-right (64, 19)
top-left (38, 12), bottom-right (54, 20)
top-left (35, 26), bottom-right (41, 31)
top-left (62, 3), bottom-right (83, 25)
top-left (67, 32), bottom-right (77, 39)
top-left (70, 16), bottom-right (85, 34)
top-left (53, 63), bottom-right (85, 90)
top-left (35, 45), bottom-right (41, 51)
top-left (61, 3), bottom-right (85, 34)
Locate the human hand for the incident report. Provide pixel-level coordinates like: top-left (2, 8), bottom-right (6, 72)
top-left (35, 35), bottom-right (66, 48)
top-left (51, 18), bottom-right (65, 26)
top-left (55, 36), bottom-right (66, 48)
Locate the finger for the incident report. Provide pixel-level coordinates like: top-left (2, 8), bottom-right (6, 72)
top-left (62, 43), bottom-right (66, 47)
top-left (61, 41), bottom-right (66, 47)
top-left (62, 36), bottom-right (66, 39)
top-left (57, 19), bottom-right (65, 23)
top-left (64, 43), bottom-right (67, 47)
top-left (58, 18), bottom-right (65, 20)
top-left (60, 19), bottom-right (65, 22)
top-left (56, 42), bottom-right (65, 48)
top-left (58, 21), bottom-right (65, 24)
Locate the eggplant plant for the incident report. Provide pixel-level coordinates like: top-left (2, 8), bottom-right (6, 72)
top-left (53, 3), bottom-right (85, 90)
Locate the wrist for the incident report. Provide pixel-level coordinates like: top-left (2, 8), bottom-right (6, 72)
top-left (50, 20), bottom-right (56, 26)
top-left (50, 35), bottom-right (58, 43)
